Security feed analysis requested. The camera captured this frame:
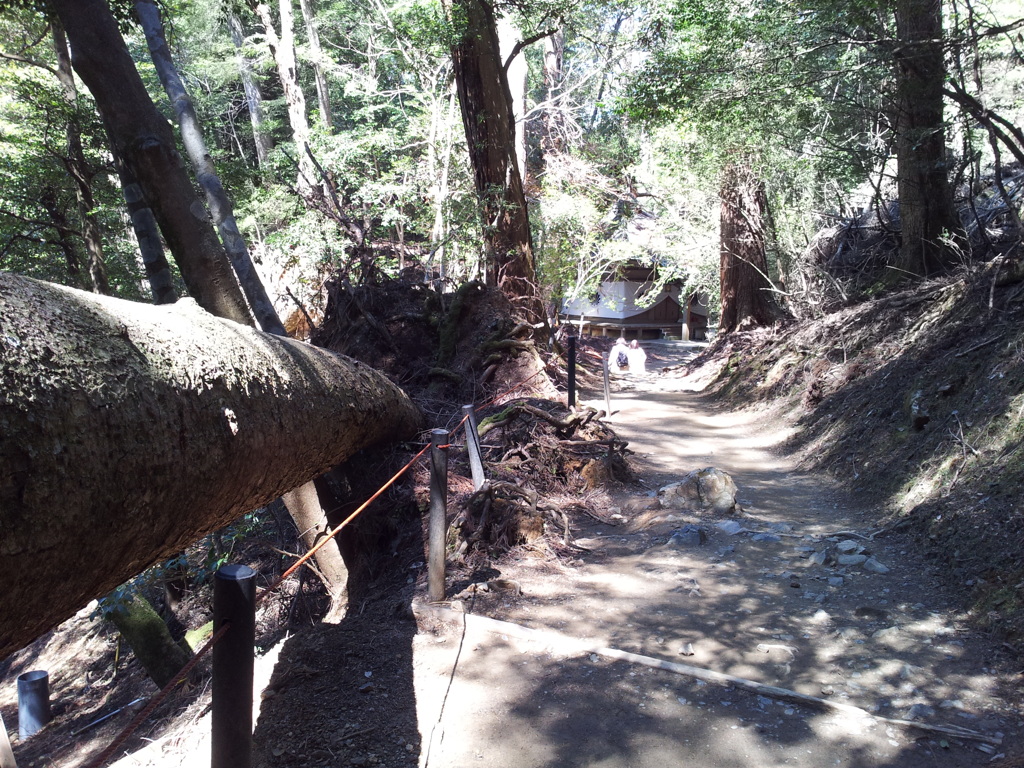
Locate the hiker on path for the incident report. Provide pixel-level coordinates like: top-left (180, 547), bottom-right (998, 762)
top-left (611, 337), bottom-right (629, 372)
top-left (627, 339), bottom-right (647, 374)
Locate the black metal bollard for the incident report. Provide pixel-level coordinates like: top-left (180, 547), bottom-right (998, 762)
top-left (567, 335), bottom-right (577, 408)
top-left (461, 406), bottom-right (486, 491)
top-left (602, 352), bottom-right (612, 418)
top-left (428, 429), bottom-right (450, 602)
top-left (212, 564), bottom-right (256, 768)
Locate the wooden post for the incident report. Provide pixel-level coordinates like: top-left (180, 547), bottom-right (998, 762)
top-left (602, 353), bottom-right (611, 418)
top-left (212, 564), bottom-right (256, 768)
top-left (682, 294), bottom-right (692, 341)
top-left (428, 429), bottom-right (449, 602)
top-left (461, 406), bottom-right (485, 491)
top-left (567, 335), bottom-right (576, 409)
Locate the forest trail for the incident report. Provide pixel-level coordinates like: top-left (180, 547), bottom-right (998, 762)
top-left (409, 342), bottom-right (1022, 768)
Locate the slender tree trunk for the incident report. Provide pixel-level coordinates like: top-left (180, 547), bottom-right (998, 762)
top-left (113, 155), bottom-right (178, 305)
top-left (719, 164), bottom-right (784, 333)
top-left (137, 0), bottom-right (287, 336)
top-left (51, 22), bottom-right (111, 296)
top-left (229, 12), bottom-right (275, 166)
top-left (254, 0), bottom-right (316, 194)
top-left (447, 0), bottom-right (543, 322)
top-left (891, 0), bottom-right (965, 278)
top-left (51, 0), bottom-right (251, 325)
top-left (38, 186), bottom-right (83, 284)
top-left (541, 29), bottom-right (566, 164)
top-left (298, 0), bottom-right (333, 131)
top-left (0, 272), bottom-right (421, 660)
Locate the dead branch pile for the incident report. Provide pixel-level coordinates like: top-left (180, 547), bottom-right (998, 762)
top-left (416, 398), bottom-right (634, 567)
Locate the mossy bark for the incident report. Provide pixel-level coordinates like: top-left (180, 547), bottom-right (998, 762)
top-left (109, 595), bottom-right (192, 688)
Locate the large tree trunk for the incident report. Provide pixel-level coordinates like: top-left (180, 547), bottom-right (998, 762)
top-left (51, 0), bottom-right (251, 326)
top-left (136, 0), bottom-right (287, 337)
top-left (229, 12), bottom-right (275, 166)
top-left (719, 164), bottom-right (784, 333)
top-left (447, 0), bottom-right (543, 323)
top-left (0, 273), bottom-right (421, 660)
top-left (892, 0), bottom-right (965, 278)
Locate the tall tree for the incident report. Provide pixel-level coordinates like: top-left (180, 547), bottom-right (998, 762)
top-left (446, 0), bottom-right (543, 322)
top-left (298, 0), bottom-right (333, 131)
top-left (252, 0), bottom-right (317, 194)
top-left (51, 0), bottom-right (251, 325)
top-left (719, 164), bottom-right (785, 332)
top-left (136, 0), bottom-right (287, 336)
top-left (891, 0), bottom-right (966, 278)
top-left (229, 11), bottom-right (275, 166)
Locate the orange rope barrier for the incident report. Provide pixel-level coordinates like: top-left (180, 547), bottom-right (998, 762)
top-left (262, 442), bottom-right (431, 598)
top-left (81, 622), bottom-right (232, 768)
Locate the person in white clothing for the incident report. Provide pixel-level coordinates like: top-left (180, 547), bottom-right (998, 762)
top-left (610, 337), bottom-right (629, 372)
top-left (626, 339), bottom-right (647, 374)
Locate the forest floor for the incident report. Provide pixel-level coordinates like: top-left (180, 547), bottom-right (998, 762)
top-left (3, 339), bottom-right (1023, 768)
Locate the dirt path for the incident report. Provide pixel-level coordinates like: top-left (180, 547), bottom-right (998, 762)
top-left (4, 342), bottom-right (1021, 768)
top-left (410, 342), bottom-right (1022, 768)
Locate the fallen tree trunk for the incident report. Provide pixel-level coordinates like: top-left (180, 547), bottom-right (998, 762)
top-left (0, 273), bottom-right (421, 658)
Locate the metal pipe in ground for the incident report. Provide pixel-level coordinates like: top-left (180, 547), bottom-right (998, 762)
top-left (17, 670), bottom-right (50, 740)
top-left (212, 564), bottom-right (256, 768)
top-left (428, 428), bottom-right (450, 602)
top-left (461, 406), bottom-right (486, 491)
top-left (567, 335), bottom-right (576, 409)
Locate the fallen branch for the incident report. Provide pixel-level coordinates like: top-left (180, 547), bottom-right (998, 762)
top-left (413, 606), bottom-right (1002, 747)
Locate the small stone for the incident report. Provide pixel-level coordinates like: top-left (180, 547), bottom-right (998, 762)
top-left (939, 699), bottom-right (965, 710)
top-left (836, 540), bottom-right (861, 553)
top-left (669, 525), bottom-right (708, 547)
top-left (907, 703), bottom-right (935, 720)
top-left (863, 557), bottom-right (890, 574)
top-left (837, 554), bottom-right (868, 566)
top-left (810, 609), bottom-right (831, 624)
top-left (821, 685), bottom-right (835, 696)
top-left (680, 643), bottom-right (695, 656)
top-left (768, 522), bottom-right (793, 533)
top-left (828, 576), bottom-right (844, 586)
top-left (752, 533), bottom-right (782, 542)
top-left (358, 682), bottom-right (375, 693)
top-left (810, 550), bottom-right (830, 566)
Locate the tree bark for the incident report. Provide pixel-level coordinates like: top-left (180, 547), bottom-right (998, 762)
top-left (229, 12), bottom-right (275, 166)
top-left (50, 0), bottom-right (251, 326)
top-left (891, 0), bottom-right (965, 278)
top-left (447, 0), bottom-right (543, 323)
top-left (136, 0), bottom-right (287, 336)
top-left (0, 272), bottom-right (422, 659)
top-left (719, 164), bottom-right (784, 333)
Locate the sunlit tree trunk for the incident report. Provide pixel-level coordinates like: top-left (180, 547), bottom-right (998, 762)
top-left (719, 164), bottom-right (784, 333)
top-left (254, 0), bottom-right (316, 195)
top-left (137, 0), bottom-right (286, 336)
top-left (229, 12), bottom-right (275, 166)
top-left (298, 0), bottom-right (333, 131)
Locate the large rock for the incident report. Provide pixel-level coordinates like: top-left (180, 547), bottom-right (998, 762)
top-left (658, 468), bottom-right (739, 514)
